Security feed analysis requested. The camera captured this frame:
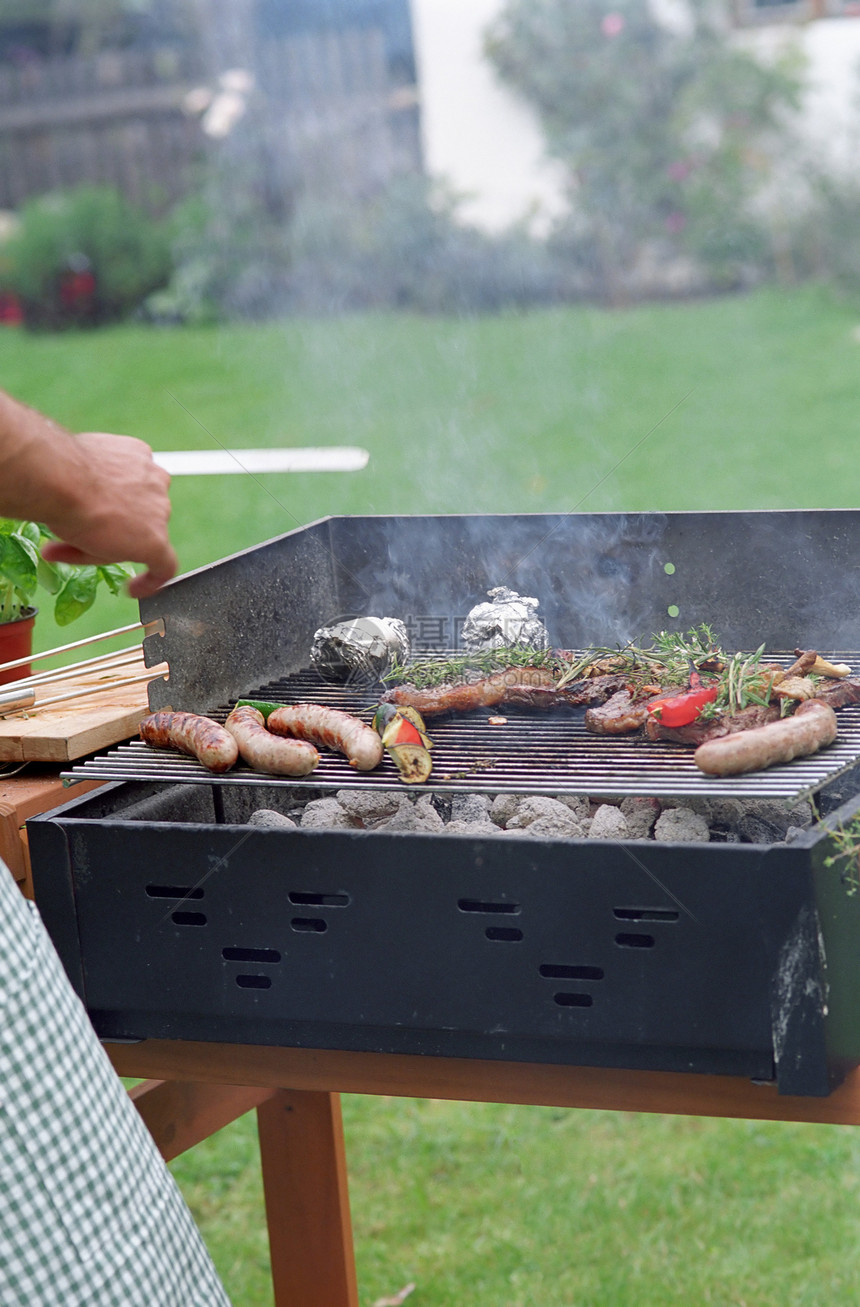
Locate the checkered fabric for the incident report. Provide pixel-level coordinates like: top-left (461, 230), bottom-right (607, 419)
top-left (0, 860), bottom-right (232, 1305)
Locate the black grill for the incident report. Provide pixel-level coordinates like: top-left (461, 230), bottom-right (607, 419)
top-left (26, 509), bottom-right (860, 1098)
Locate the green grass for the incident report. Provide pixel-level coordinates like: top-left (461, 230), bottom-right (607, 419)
top-left (9, 284), bottom-right (860, 1304)
top-left (5, 282), bottom-right (860, 655)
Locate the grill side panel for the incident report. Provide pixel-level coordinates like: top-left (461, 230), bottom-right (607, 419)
top-left (29, 800), bottom-right (859, 1094)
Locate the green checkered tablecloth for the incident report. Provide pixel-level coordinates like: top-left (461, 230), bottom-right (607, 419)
top-left (0, 860), bottom-right (231, 1305)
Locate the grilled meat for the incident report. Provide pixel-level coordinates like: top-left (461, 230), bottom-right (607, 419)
top-left (694, 700), bottom-right (837, 776)
top-left (584, 690), bottom-right (650, 735)
top-left (644, 702), bottom-right (781, 747)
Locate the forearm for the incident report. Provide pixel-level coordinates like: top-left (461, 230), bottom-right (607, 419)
top-left (0, 388), bottom-right (177, 598)
top-left (0, 390), bottom-right (88, 527)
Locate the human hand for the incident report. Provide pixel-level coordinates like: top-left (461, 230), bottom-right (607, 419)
top-left (39, 431), bottom-right (178, 598)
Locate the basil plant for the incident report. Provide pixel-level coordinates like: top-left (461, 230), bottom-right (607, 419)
top-left (0, 519), bottom-right (134, 626)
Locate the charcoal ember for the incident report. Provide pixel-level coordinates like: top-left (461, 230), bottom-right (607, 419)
top-left (736, 799), bottom-right (815, 844)
top-left (489, 793), bottom-right (526, 827)
top-left (300, 798), bottom-right (357, 829)
top-left (310, 616), bottom-right (409, 684)
top-left (378, 801), bottom-right (445, 833)
top-left (619, 796), bottom-right (660, 839)
top-left (590, 804), bottom-right (630, 840)
top-left (449, 793), bottom-right (491, 824)
top-left (513, 812), bottom-right (588, 839)
top-left (503, 795), bottom-right (576, 830)
top-left (654, 807), bottom-right (710, 843)
top-left (443, 818), bottom-right (501, 837)
top-left (248, 808), bottom-right (296, 829)
top-left (505, 796), bottom-right (586, 838)
top-left (335, 789), bottom-right (404, 825)
top-left (461, 586), bottom-right (549, 652)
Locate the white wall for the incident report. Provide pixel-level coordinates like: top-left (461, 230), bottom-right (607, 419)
top-left (410, 0), bottom-right (566, 232)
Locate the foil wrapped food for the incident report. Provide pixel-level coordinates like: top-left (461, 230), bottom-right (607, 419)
top-left (461, 587), bottom-right (549, 652)
top-left (310, 616), bottom-right (410, 683)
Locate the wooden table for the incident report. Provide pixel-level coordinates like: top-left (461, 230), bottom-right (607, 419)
top-left (109, 1041), bottom-right (860, 1307)
top-left (10, 769), bottom-right (860, 1306)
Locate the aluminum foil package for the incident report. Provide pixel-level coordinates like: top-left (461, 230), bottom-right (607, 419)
top-left (461, 586), bottom-right (549, 652)
top-left (310, 616), bottom-right (410, 683)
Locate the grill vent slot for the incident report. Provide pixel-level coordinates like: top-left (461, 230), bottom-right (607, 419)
top-left (485, 926), bottom-right (523, 942)
top-left (172, 911), bottom-right (207, 926)
top-left (459, 899), bottom-right (521, 915)
top-left (236, 974), bottom-right (272, 990)
top-left (615, 932), bottom-right (655, 949)
top-left (147, 885), bottom-right (204, 900)
top-left (223, 947), bottom-right (281, 964)
top-left (554, 992), bottom-right (594, 1008)
top-left (291, 917), bottom-right (327, 933)
top-left (539, 964), bottom-right (604, 980)
top-left (614, 907), bottom-right (679, 922)
top-left (289, 891), bottom-right (350, 907)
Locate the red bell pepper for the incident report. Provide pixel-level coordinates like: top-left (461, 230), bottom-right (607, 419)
top-left (645, 678), bottom-right (718, 727)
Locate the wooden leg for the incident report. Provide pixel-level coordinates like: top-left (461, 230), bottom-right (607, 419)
top-left (128, 1079), bottom-right (277, 1162)
top-left (257, 1089), bottom-right (359, 1307)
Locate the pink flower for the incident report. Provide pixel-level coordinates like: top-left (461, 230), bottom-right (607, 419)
top-left (667, 159), bottom-right (694, 183)
top-left (664, 211), bottom-right (686, 234)
top-left (601, 13), bottom-right (625, 37)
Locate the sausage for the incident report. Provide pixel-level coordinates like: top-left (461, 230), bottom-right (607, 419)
top-left (693, 700), bottom-right (837, 777)
top-left (267, 704), bottom-right (383, 771)
top-left (223, 705), bottom-right (319, 776)
top-left (140, 710), bottom-right (239, 774)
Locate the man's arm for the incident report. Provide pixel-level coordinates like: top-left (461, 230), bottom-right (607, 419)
top-left (0, 389), bottom-right (177, 599)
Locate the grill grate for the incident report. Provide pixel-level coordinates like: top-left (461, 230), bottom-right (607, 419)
top-left (62, 652), bottom-right (860, 801)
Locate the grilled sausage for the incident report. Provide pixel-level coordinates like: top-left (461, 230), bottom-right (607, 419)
top-left (224, 705), bottom-right (319, 776)
top-left (140, 710), bottom-right (239, 774)
top-left (693, 700), bottom-right (837, 777)
top-left (267, 704), bottom-right (383, 771)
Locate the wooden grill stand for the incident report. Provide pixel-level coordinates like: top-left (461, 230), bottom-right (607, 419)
top-left (8, 771), bottom-right (860, 1306)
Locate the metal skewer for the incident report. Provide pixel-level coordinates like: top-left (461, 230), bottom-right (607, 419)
top-left (0, 621), bottom-right (146, 678)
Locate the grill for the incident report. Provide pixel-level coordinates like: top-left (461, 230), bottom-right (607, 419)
top-left (66, 655), bottom-right (860, 800)
top-left (26, 510), bottom-right (860, 1097)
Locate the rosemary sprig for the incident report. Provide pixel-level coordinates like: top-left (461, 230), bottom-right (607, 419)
top-left (383, 645), bottom-right (561, 689)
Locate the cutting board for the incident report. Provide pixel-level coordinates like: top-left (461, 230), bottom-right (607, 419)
top-left (0, 657), bottom-right (168, 762)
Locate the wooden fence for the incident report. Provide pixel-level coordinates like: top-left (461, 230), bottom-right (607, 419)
top-left (0, 27), bottom-right (421, 215)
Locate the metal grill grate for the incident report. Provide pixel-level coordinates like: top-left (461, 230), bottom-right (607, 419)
top-left (62, 653), bottom-right (860, 801)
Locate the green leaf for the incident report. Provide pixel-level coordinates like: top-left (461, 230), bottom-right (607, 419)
top-left (0, 531), bottom-right (39, 598)
top-left (97, 562), bottom-right (135, 596)
top-left (53, 565), bottom-right (99, 626)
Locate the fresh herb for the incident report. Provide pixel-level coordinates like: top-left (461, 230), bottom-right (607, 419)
top-left (823, 816), bottom-right (860, 896)
top-left (0, 518), bottom-right (134, 627)
top-left (383, 645), bottom-right (561, 689)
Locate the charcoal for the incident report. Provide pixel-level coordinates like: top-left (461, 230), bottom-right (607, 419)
top-left (248, 808), bottom-right (296, 829)
top-left (654, 807), bottom-right (711, 843)
top-left (450, 793), bottom-right (491, 824)
top-left (300, 798), bottom-right (357, 829)
top-left (590, 804), bottom-right (631, 841)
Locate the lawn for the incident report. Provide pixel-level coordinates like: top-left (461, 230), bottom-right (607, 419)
top-left (4, 281), bottom-right (859, 657)
top-left (6, 283), bottom-right (860, 1305)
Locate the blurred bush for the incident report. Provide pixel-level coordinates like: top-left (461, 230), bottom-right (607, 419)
top-left (0, 185), bottom-right (172, 328)
top-left (146, 176), bottom-right (564, 323)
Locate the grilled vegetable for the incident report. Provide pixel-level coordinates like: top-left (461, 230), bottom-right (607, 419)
top-left (373, 703), bottom-right (433, 783)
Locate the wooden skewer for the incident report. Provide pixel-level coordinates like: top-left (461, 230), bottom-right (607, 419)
top-left (0, 621), bottom-right (146, 677)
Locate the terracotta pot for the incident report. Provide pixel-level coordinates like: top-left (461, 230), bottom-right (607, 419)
top-left (0, 608), bottom-right (37, 684)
